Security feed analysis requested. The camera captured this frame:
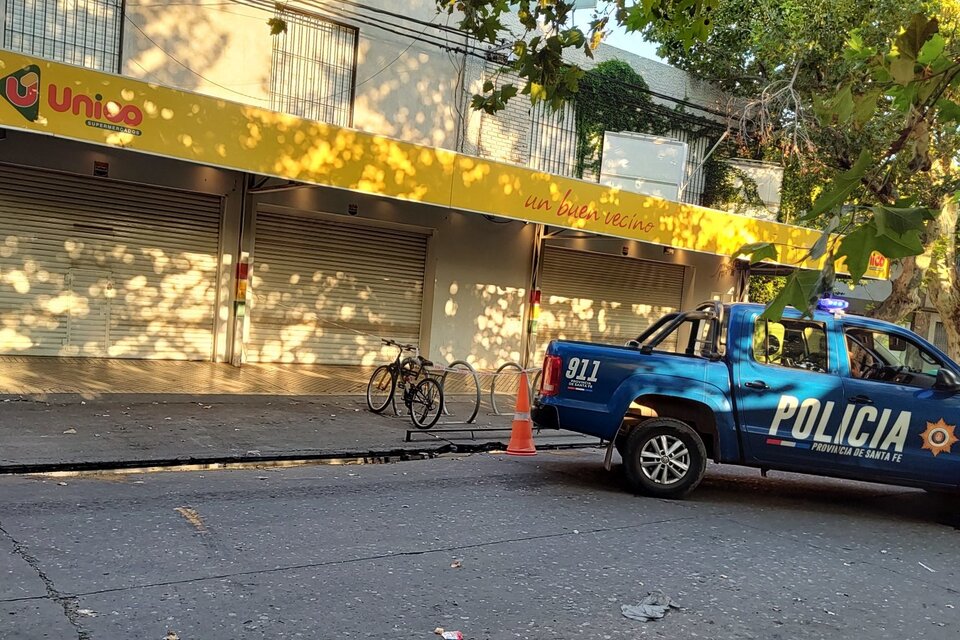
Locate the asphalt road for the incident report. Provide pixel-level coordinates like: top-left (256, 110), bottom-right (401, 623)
top-left (1, 450), bottom-right (957, 640)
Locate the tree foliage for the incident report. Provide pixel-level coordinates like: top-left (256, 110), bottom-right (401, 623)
top-left (435, 0), bottom-right (718, 112)
top-left (571, 60), bottom-right (666, 178)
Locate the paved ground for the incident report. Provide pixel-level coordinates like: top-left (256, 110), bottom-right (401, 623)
top-left (0, 356), bottom-right (568, 473)
top-left (0, 393), bottom-right (596, 472)
top-left (0, 357), bottom-right (566, 472)
top-left (0, 358), bottom-right (377, 395)
top-left (1, 451), bottom-right (957, 640)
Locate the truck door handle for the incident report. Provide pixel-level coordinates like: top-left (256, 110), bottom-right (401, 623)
top-left (744, 380), bottom-right (769, 390)
top-left (848, 394), bottom-right (873, 404)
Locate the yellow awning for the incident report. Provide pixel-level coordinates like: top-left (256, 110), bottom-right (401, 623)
top-left (0, 50), bottom-right (889, 279)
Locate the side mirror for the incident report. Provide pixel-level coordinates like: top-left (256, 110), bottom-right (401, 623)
top-left (934, 368), bottom-right (960, 392)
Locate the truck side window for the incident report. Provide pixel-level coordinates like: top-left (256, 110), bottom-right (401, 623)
top-left (753, 318), bottom-right (828, 373)
top-left (845, 327), bottom-right (944, 388)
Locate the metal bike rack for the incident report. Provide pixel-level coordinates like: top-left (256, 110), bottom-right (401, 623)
top-left (436, 360), bottom-right (481, 425)
top-left (488, 362), bottom-right (541, 416)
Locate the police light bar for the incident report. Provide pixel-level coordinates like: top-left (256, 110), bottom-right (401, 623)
top-left (817, 298), bottom-right (849, 313)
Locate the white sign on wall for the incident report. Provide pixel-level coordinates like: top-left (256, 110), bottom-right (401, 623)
top-left (599, 131), bottom-right (688, 201)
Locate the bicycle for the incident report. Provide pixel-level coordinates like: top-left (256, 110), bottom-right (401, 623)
top-left (366, 339), bottom-right (444, 429)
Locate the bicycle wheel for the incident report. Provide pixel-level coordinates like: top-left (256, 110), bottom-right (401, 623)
top-left (366, 365), bottom-right (396, 413)
top-left (410, 377), bottom-right (444, 429)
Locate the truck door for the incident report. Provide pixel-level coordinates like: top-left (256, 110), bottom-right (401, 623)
top-left (734, 312), bottom-right (856, 474)
top-left (840, 323), bottom-right (960, 489)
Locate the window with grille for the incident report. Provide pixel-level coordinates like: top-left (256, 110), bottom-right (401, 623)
top-left (530, 102), bottom-right (578, 177)
top-left (2, 0), bottom-right (123, 72)
top-left (270, 9), bottom-right (357, 126)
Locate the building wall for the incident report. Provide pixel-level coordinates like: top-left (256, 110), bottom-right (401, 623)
top-left (253, 188), bottom-right (535, 370)
top-left (474, 63), bottom-right (531, 166)
top-left (122, 0), bottom-right (472, 151)
top-left (0, 132), bottom-right (245, 361)
top-left (467, 13), bottom-right (728, 185)
top-left (566, 42), bottom-right (727, 114)
top-left (542, 235), bottom-right (738, 309)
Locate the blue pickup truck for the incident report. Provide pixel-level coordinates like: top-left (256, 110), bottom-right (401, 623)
top-left (532, 301), bottom-right (960, 498)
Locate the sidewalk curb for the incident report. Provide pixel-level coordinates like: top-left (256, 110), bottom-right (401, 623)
top-left (0, 440), bottom-right (603, 475)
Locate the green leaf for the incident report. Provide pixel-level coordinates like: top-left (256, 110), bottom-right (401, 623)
top-left (873, 228), bottom-right (924, 258)
top-left (734, 242), bottom-right (779, 263)
top-left (890, 57), bottom-right (916, 85)
top-left (267, 17), bottom-right (287, 36)
top-left (871, 65), bottom-right (892, 83)
top-left (805, 149), bottom-right (872, 220)
top-left (871, 205), bottom-right (928, 237)
top-left (761, 270), bottom-right (826, 320)
top-left (837, 223), bottom-right (877, 282)
top-left (895, 14), bottom-right (939, 60)
top-left (834, 85), bottom-right (854, 123)
top-left (838, 217), bottom-right (926, 283)
top-left (918, 33), bottom-right (946, 64)
top-left (937, 99), bottom-right (960, 123)
top-left (853, 88), bottom-right (882, 128)
top-left (844, 30), bottom-right (877, 62)
top-left (888, 83), bottom-right (919, 111)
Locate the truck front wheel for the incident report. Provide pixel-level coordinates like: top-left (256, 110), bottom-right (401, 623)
top-left (623, 418), bottom-right (706, 499)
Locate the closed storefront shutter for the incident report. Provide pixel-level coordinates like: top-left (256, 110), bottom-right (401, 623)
top-left (0, 164), bottom-right (223, 359)
top-left (537, 246), bottom-right (685, 358)
top-left (248, 210), bottom-right (429, 365)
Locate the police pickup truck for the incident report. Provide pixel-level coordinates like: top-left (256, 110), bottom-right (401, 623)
top-left (532, 301), bottom-right (960, 498)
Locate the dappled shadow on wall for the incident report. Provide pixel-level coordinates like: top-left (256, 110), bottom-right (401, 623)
top-left (234, 108), bottom-right (456, 205)
top-left (435, 282), bottom-right (526, 371)
top-left (246, 259), bottom-right (425, 367)
top-left (535, 296), bottom-right (672, 362)
top-left (0, 239), bottom-right (219, 360)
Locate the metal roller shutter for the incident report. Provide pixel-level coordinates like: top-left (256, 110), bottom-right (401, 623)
top-left (248, 210), bottom-right (429, 365)
top-left (537, 246), bottom-right (685, 358)
top-left (0, 164), bottom-right (223, 359)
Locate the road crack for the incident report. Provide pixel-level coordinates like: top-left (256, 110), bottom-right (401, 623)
top-left (0, 521), bottom-right (92, 639)
top-left (0, 515), bottom-right (695, 604)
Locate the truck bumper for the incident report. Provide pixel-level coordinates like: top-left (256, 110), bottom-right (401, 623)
top-left (531, 401), bottom-right (560, 430)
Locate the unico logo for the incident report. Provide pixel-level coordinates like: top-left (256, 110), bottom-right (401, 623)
top-left (48, 84), bottom-right (144, 135)
top-left (2, 65), bottom-right (41, 122)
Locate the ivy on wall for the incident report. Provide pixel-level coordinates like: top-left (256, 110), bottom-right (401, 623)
top-left (570, 59), bottom-right (734, 207)
top-left (571, 60), bottom-right (668, 179)
top-left (701, 156), bottom-right (768, 214)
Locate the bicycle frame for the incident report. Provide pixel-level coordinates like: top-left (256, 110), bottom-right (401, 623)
top-left (381, 340), bottom-right (427, 414)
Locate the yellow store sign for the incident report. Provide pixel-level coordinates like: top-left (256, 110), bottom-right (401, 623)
top-left (0, 50), bottom-right (888, 279)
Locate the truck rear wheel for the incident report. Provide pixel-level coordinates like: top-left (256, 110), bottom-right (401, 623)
top-left (623, 418), bottom-right (706, 499)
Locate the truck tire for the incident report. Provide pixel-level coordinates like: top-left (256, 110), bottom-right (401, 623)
top-left (614, 427), bottom-right (631, 459)
top-left (623, 418), bottom-right (706, 499)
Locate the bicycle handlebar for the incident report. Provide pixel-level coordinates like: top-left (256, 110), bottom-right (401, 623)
top-left (381, 338), bottom-right (417, 351)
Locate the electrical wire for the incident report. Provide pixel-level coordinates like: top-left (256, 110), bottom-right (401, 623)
top-left (133, 0), bottom-right (731, 126)
top-left (123, 15), bottom-right (270, 102)
top-left (236, 0), bottom-right (484, 58)
top-left (128, 0), bottom-right (732, 133)
top-left (127, 56), bottom-right (164, 84)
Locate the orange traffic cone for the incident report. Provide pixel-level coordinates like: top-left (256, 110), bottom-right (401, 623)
top-left (506, 371), bottom-right (537, 456)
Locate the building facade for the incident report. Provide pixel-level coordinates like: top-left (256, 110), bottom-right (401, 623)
top-left (0, 1), bottom-right (874, 376)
